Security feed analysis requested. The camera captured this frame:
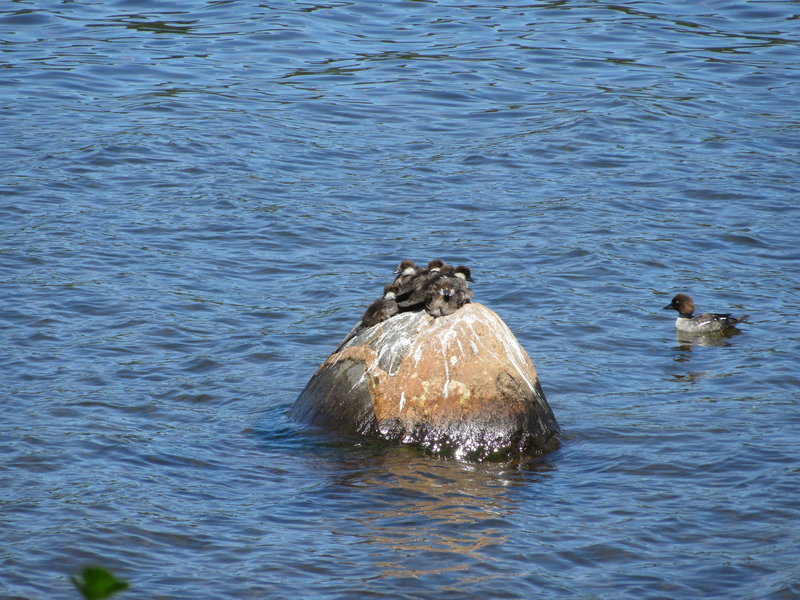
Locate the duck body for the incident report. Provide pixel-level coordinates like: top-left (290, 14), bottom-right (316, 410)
top-left (663, 293), bottom-right (748, 334)
top-left (361, 284), bottom-right (399, 328)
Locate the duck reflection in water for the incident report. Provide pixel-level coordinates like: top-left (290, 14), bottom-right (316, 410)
top-left (674, 326), bottom-right (743, 353)
top-left (669, 326), bottom-right (744, 383)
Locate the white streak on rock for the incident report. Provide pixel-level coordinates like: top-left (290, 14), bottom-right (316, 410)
top-left (412, 339), bottom-right (425, 366)
top-left (439, 335), bottom-right (451, 400)
top-left (351, 371), bottom-right (368, 392)
top-left (489, 312), bottom-right (536, 392)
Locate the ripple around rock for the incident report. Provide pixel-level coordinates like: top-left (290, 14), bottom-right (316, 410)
top-left (291, 303), bottom-right (561, 461)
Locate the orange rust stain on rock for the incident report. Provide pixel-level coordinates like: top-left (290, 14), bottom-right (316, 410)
top-left (328, 345), bottom-right (377, 368)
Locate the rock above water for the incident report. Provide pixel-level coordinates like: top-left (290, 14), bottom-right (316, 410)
top-left (291, 303), bottom-right (560, 461)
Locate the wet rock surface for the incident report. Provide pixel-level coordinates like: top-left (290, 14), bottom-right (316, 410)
top-left (291, 303), bottom-right (560, 461)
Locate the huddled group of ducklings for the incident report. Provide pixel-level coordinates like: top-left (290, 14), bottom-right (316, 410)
top-left (358, 259), bottom-right (474, 328)
top-left (335, 259), bottom-right (474, 350)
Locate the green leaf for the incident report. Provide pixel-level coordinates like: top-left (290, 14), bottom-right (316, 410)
top-left (70, 566), bottom-right (129, 600)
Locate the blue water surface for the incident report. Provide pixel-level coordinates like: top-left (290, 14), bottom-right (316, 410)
top-left (2, 1), bottom-right (799, 598)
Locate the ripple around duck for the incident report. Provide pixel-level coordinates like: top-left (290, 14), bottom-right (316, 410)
top-left (2, 0), bottom-right (800, 598)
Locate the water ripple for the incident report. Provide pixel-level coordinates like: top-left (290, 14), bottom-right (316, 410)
top-left (2, 1), bottom-right (799, 598)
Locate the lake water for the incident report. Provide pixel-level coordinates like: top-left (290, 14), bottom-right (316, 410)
top-left (2, 1), bottom-right (799, 598)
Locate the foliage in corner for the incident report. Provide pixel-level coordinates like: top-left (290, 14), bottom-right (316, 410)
top-left (71, 566), bottom-right (129, 600)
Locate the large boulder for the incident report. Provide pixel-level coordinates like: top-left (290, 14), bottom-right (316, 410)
top-left (291, 303), bottom-right (560, 461)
